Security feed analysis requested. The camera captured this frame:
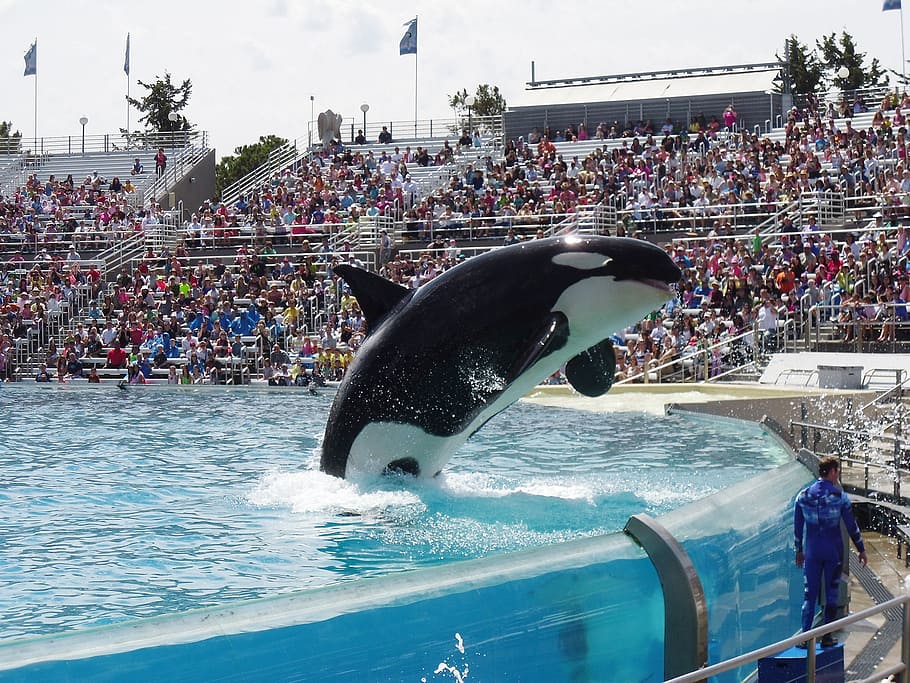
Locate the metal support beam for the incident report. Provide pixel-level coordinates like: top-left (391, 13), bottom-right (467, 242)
top-left (624, 513), bottom-right (708, 681)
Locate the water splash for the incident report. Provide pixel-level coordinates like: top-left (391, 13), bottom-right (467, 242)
top-left (247, 468), bottom-right (424, 517)
top-left (458, 354), bottom-right (506, 398)
top-left (795, 393), bottom-right (909, 497)
top-left (425, 633), bottom-right (470, 682)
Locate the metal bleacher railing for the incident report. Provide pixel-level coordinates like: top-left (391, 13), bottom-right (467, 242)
top-left (0, 129), bottom-right (209, 208)
top-left (218, 114), bottom-right (503, 210)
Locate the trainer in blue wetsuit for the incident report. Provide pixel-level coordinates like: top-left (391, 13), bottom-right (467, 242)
top-left (794, 456), bottom-right (867, 637)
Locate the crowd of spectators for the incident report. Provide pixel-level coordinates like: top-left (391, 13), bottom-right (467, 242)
top-left (0, 162), bottom-right (167, 255)
top-left (180, 137), bottom-right (488, 249)
top-left (367, 90), bottom-right (910, 245)
top-left (11, 238), bottom-right (369, 384)
top-left (3, 91), bottom-right (910, 384)
top-left (364, 93), bottom-right (910, 382)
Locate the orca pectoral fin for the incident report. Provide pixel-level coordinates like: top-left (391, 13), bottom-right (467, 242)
top-left (565, 339), bottom-right (616, 397)
top-left (506, 313), bottom-right (570, 385)
top-left (333, 264), bottom-right (412, 330)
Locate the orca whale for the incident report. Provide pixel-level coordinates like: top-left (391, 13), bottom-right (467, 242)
top-left (320, 235), bottom-right (681, 479)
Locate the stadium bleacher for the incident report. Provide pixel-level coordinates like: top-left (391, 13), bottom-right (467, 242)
top-left (3, 86), bottom-right (910, 386)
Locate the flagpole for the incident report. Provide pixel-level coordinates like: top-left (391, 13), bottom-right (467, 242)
top-left (902, 4), bottom-right (907, 84)
top-left (33, 39), bottom-right (38, 154)
top-left (399, 17), bottom-right (418, 135)
top-left (125, 33), bottom-right (131, 137)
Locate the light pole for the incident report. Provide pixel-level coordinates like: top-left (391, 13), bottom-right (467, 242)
top-left (764, 90), bottom-right (774, 132)
top-left (360, 103), bottom-right (370, 140)
top-left (310, 95), bottom-right (315, 148)
top-left (79, 116), bottom-right (88, 155)
top-left (167, 111), bottom-right (179, 192)
top-left (464, 95), bottom-right (476, 137)
top-left (837, 66), bottom-right (850, 106)
top-left (167, 111), bottom-right (178, 155)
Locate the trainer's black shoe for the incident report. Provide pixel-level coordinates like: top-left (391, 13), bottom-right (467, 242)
top-left (821, 634), bottom-right (837, 648)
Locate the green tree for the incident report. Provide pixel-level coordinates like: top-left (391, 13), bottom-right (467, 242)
top-left (448, 84), bottom-right (507, 136)
top-left (0, 121), bottom-right (22, 154)
top-left (448, 84), bottom-right (507, 118)
top-left (124, 72), bottom-right (193, 137)
top-left (215, 135), bottom-right (289, 198)
top-left (817, 31), bottom-right (887, 91)
top-left (778, 35), bottom-right (824, 95)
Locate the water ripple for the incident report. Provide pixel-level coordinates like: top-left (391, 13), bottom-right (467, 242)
top-left (0, 384), bottom-right (786, 640)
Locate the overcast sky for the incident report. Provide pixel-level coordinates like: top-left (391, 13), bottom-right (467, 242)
top-left (0, 0), bottom-right (905, 159)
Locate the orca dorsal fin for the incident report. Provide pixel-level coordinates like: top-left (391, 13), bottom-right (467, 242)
top-left (565, 339), bottom-right (616, 397)
top-left (333, 264), bottom-right (412, 330)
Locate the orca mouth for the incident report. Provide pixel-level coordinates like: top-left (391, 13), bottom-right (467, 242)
top-left (639, 277), bottom-right (674, 293)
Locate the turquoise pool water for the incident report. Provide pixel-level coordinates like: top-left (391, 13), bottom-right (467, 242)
top-left (0, 384), bottom-right (790, 644)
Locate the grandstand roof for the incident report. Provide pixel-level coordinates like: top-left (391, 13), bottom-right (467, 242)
top-left (511, 68), bottom-right (779, 109)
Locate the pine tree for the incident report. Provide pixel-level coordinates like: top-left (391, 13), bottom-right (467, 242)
top-left (125, 72), bottom-right (193, 134)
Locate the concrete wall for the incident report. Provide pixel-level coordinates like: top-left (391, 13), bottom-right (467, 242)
top-left (158, 149), bottom-right (216, 215)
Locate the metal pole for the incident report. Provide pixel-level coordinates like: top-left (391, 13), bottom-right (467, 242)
top-left (897, 419), bottom-right (903, 502)
top-left (865, 447), bottom-right (870, 491)
top-left (902, 599), bottom-right (910, 683)
top-left (801, 402), bottom-right (808, 448)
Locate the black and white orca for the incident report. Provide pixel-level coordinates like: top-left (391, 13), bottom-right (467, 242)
top-left (320, 235), bottom-right (681, 479)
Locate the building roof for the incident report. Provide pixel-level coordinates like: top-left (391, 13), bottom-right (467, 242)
top-left (512, 68), bottom-right (780, 109)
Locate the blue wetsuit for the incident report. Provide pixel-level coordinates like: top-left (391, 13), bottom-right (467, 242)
top-left (794, 478), bottom-right (865, 631)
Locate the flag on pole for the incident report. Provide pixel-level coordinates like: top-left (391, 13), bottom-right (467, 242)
top-left (23, 41), bottom-right (36, 77)
top-left (399, 18), bottom-right (417, 55)
top-left (884, 0), bottom-right (901, 10)
top-left (124, 33), bottom-right (130, 75)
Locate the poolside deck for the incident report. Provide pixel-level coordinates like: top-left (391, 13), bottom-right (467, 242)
top-left (844, 532), bottom-right (909, 679)
top-left (557, 380), bottom-right (910, 680)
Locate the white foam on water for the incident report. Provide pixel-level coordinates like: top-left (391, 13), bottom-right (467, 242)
top-left (247, 467), bottom-right (424, 516)
top-left (438, 471), bottom-right (599, 504)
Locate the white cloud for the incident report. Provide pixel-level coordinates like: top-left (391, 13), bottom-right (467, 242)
top-left (0, 0), bottom-right (902, 160)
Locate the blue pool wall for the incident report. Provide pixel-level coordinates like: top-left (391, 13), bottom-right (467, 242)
top-left (663, 460), bottom-right (811, 671)
top-left (0, 456), bottom-right (811, 682)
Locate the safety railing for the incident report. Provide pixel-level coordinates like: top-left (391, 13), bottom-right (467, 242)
top-left (860, 371), bottom-right (910, 412)
top-left (6, 131), bottom-right (205, 194)
top-left (615, 190), bottom-right (848, 236)
top-left (218, 137), bottom-right (307, 208)
top-left (396, 244), bottom-right (500, 264)
top-left (12, 130), bottom-right (202, 158)
top-left (326, 114), bottom-right (503, 148)
top-left (114, 248), bottom-right (376, 283)
top-left (142, 143), bottom-right (213, 207)
top-left (804, 300), bottom-right (910, 354)
top-left (613, 326), bottom-right (762, 386)
top-left (790, 414), bottom-right (909, 502)
top-left (665, 592), bottom-right (910, 683)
